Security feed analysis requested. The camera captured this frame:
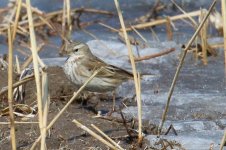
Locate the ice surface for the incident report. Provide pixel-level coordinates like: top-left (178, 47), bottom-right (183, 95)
top-left (147, 130), bottom-right (223, 150)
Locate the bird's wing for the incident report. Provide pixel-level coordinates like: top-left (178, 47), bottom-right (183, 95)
top-left (82, 56), bottom-right (133, 79)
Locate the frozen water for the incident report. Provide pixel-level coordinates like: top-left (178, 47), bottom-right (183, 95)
top-left (147, 130), bottom-right (223, 150)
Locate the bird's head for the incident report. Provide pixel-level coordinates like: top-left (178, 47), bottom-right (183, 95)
top-left (65, 41), bottom-right (92, 58)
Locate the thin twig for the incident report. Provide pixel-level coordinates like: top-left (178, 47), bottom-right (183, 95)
top-left (158, 0), bottom-right (217, 136)
top-left (130, 25), bottom-right (148, 43)
top-left (134, 48), bottom-right (175, 61)
top-left (98, 22), bottom-right (119, 32)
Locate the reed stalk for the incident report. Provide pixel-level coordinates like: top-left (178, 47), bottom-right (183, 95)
top-left (41, 71), bottom-right (49, 150)
top-left (12, 0), bottom-right (22, 41)
top-left (222, 0), bottom-right (226, 75)
top-left (219, 0), bottom-right (226, 148)
top-left (114, 0), bottom-right (143, 144)
top-left (7, 25), bottom-right (17, 150)
top-left (26, 0), bottom-right (45, 149)
top-left (200, 10), bottom-right (208, 65)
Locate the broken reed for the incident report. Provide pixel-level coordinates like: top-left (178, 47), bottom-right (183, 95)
top-left (91, 124), bottom-right (124, 150)
top-left (73, 120), bottom-right (117, 150)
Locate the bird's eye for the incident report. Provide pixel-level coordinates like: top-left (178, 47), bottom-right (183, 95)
top-left (74, 49), bottom-right (78, 52)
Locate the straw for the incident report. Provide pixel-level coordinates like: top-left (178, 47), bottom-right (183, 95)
top-left (7, 25), bottom-right (17, 150)
top-left (114, 0), bottom-right (143, 144)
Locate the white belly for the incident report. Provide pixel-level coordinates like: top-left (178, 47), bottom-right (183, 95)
top-left (63, 57), bottom-right (119, 92)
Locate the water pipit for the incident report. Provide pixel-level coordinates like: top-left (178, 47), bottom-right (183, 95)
top-left (63, 41), bottom-right (133, 112)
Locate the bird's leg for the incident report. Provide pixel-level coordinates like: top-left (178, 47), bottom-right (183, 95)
top-left (106, 91), bottom-right (116, 116)
top-left (112, 90), bottom-right (116, 112)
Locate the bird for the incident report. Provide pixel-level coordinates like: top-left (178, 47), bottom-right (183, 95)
top-left (63, 41), bottom-right (133, 111)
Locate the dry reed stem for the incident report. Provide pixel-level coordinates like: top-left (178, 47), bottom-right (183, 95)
top-left (62, 0), bottom-right (71, 38)
top-left (12, 0), bottom-right (22, 41)
top-left (220, 0), bottom-right (226, 148)
top-left (41, 71), bottom-right (49, 150)
top-left (150, 27), bottom-right (160, 42)
top-left (66, 0), bottom-right (71, 37)
top-left (158, 0), bottom-right (217, 136)
top-left (98, 22), bottom-right (119, 32)
top-left (30, 68), bottom-right (103, 150)
top-left (222, 0), bottom-right (226, 75)
top-left (21, 2), bottom-right (43, 15)
top-left (7, 25), bottom-right (17, 150)
top-left (194, 37), bottom-right (199, 62)
top-left (0, 74), bottom-right (34, 96)
top-left (37, 55), bottom-right (46, 69)
top-left (91, 124), bottom-right (124, 150)
top-left (62, 0), bottom-right (66, 36)
top-left (200, 10), bottom-right (208, 65)
top-left (137, 72), bottom-right (143, 144)
top-left (46, 20), bottom-right (70, 44)
top-left (73, 120), bottom-right (117, 150)
top-left (210, 42), bottom-right (224, 49)
top-left (26, 0), bottom-right (45, 149)
top-left (0, 7), bottom-right (113, 33)
top-left (122, 10), bottom-right (201, 31)
top-left (0, 121), bottom-right (39, 125)
top-left (130, 25), bottom-right (148, 43)
top-left (114, 0), bottom-right (143, 144)
top-left (166, 17), bottom-right (173, 41)
top-left (21, 43), bottom-right (44, 70)
top-left (46, 7), bottom-right (113, 17)
top-left (170, 0), bottom-right (198, 28)
top-left (15, 55), bottom-right (21, 74)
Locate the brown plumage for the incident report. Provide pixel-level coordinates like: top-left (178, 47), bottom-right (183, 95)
top-left (63, 41), bottom-right (133, 93)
